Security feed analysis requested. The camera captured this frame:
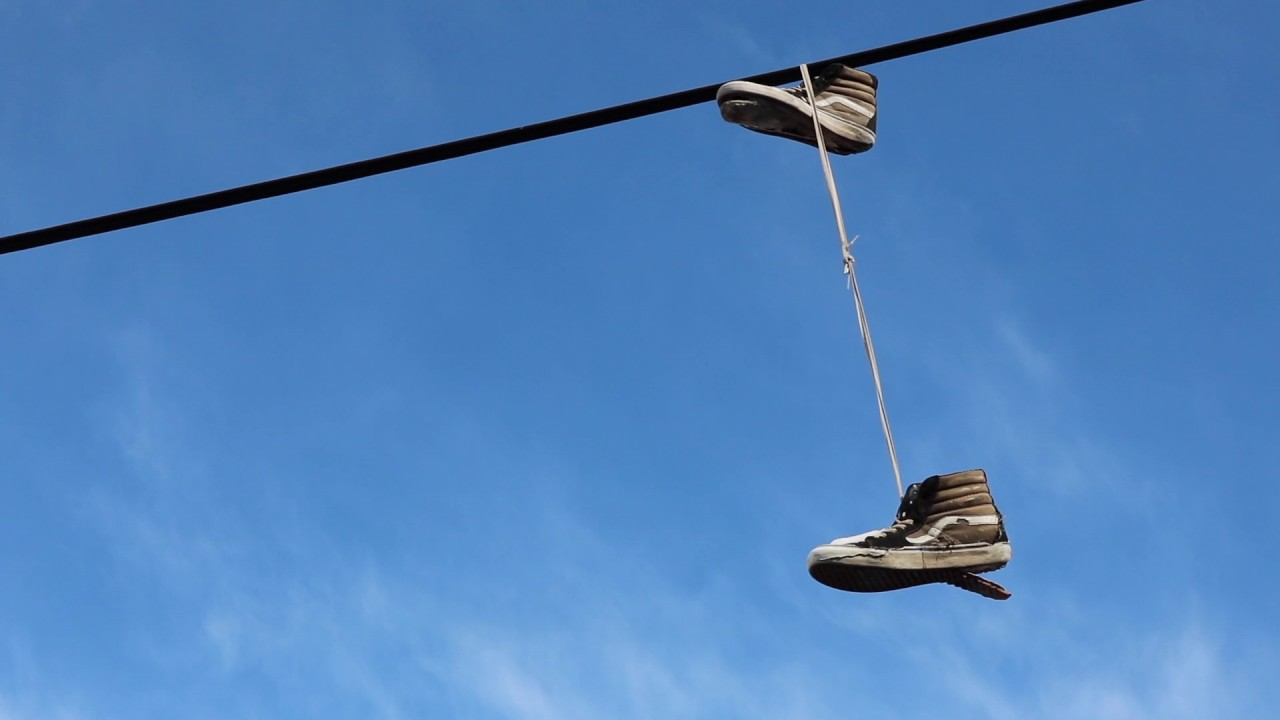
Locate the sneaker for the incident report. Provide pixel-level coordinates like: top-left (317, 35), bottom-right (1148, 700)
top-left (807, 469), bottom-right (1011, 593)
top-left (716, 64), bottom-right (878, 155)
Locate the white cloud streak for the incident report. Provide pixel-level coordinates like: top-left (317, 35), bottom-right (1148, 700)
top-left (68, 320), bottom-right (1275, 720)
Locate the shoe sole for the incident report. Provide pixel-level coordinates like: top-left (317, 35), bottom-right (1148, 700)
top-left (806, 542), bottom-right (1011, 594)
top-left (716, 82), bottom-right (875, 155)
top-left (807, 540), bottom-right (1011, 571)
top-left (809, 562), bottom-right (1011, 598)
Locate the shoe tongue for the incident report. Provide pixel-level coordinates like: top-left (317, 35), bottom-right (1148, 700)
top-left (895, 483), bottom-right (924, 522)
top-left (804, 63), bottom-right (840, 94)
top-left (895, 477), bottom-right (940, 522)
top-left (920, 475), bottom-right (941, 495)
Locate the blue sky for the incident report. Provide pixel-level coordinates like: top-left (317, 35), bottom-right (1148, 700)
top-left (2, 0), bottom-right (1277, 717)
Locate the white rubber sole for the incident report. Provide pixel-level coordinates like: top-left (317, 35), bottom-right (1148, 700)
top-left (807, 541), bottom-right (1012, 573)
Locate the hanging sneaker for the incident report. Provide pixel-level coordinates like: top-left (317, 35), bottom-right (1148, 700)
top-left (716, 64), bottom-right (878, 155)
top-left (807, 469), bottom-right (1012, 593)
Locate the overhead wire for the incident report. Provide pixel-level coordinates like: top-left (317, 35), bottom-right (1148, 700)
top-left (0, 0), bottom-right (1145, 257)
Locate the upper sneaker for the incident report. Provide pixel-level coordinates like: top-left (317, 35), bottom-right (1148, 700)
top-left (807, 469), bottom-right (1012, 573)
top-left (716, 64), bottom-right (878, 155)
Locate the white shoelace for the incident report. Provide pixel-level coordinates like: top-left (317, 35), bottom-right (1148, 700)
top-left (799, 64), bottom-right (904, 499)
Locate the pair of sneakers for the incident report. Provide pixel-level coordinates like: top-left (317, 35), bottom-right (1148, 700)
top-left (717, 71), bottom-right (1014, 597)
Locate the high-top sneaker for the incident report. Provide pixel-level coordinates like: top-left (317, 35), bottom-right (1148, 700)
top-left (807, 469), bottom-right (1012, 593)
top-left (716, 64), bottom-right (878, 155)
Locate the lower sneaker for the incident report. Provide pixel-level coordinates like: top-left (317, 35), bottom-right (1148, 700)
top-left (807, 469), bottom-right (1012, 591)
top-left (716, 64), bottom-right (878, 155)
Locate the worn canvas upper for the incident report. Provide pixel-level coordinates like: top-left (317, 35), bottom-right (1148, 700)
top-left (716, 64), bottom-right (879, 155)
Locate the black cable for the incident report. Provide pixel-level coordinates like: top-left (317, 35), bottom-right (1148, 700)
top-left (0, 0), bottom-right (1145, 257)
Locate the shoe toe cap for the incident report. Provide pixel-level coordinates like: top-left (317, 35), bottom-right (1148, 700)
top-left (807, 543), bottom-right (884, 568)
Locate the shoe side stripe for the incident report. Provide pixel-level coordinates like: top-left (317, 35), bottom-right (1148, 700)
top-left (815, 96), bottom-right (874, 118)
top-left (903, 515), bottom-right (1002, 545)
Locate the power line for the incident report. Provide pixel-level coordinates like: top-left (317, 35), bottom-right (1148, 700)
top-left (0, 0), bottom-right (1145, 258)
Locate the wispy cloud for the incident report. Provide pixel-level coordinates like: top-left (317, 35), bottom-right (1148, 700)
top-left (0, 693), bottom-right (84, 720)
top-left (73, 324), bottom-right (1276, 720)
top-left (1028, 622), bottom-right (1257, 720)
top-left (416, 511), bottom-right (1269, 720)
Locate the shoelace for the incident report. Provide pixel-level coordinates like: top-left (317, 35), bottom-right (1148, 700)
top-left (864, 482), bottom-right (925, 540)
top-left (785, 65), bottom-right (839, 101)
top-left (800, 63), bottom-right (904, 499)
